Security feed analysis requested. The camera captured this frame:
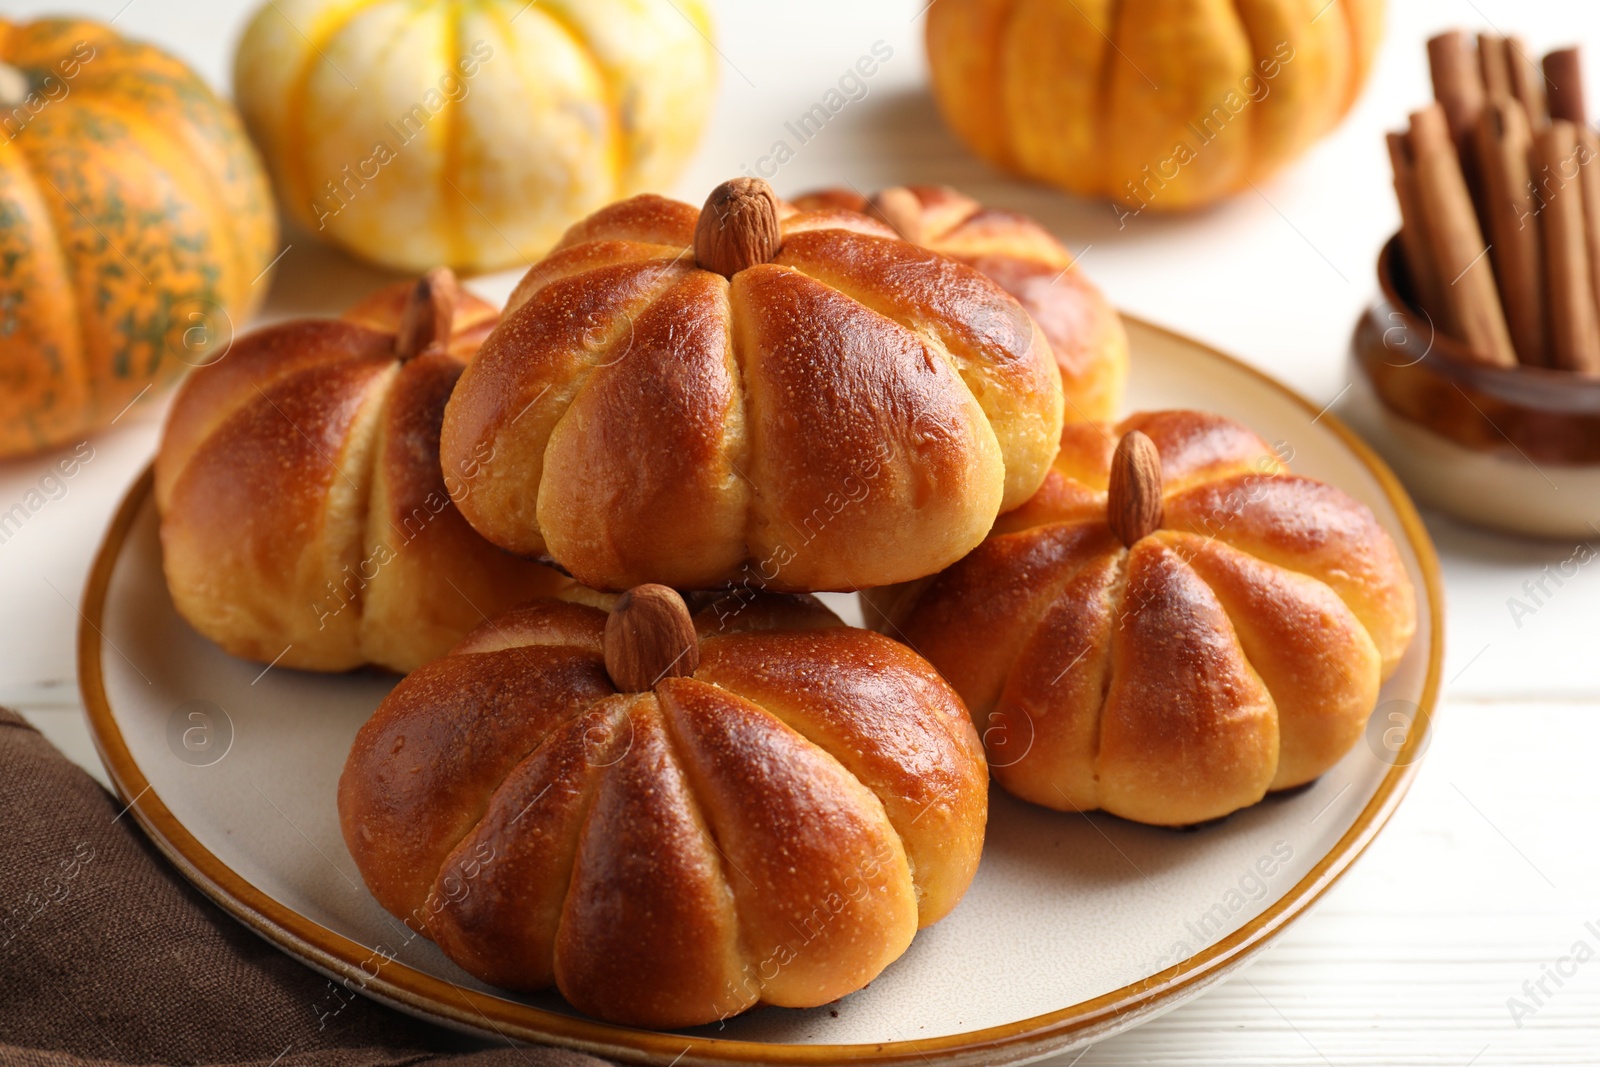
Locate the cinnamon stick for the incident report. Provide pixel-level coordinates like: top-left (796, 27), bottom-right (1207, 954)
top-left (1535, 120), bottom-right (1600, 374)
top-left (1577, 127), bottom-right (1600, 365)
top-left (1409, 104), bottom-right (1518, 368)
top-left (1429, 31), bottom-right (1487, 152)
top-left (1507, 35), bottom-right (1549, 128)
top-left (1544, 47), bottom-right (1586, 126)
top-left (1387, 131), bottom-right (1448, 330)
top-left (1474, 101), bottom-right (1546, 366)
top-left (1479, 35), bottom-right (1513, 100)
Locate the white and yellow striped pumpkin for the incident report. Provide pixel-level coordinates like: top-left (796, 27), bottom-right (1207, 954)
top-left (233, 0), bottom-right (717, 273)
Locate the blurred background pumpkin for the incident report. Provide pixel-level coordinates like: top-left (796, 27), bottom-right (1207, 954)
top-left (0, 16), bottom-right (278, 459)
top-left (233, 0), bottom-right (718, 275)
top-left (926, 0), bottom-right (1384, 212)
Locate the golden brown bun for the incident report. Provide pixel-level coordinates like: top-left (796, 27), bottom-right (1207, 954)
top-left (440, 186), bottom-right (1065, 592)
top-left (338, 592), bottom-right (988, 1028)
top-left (865, 410), bottom-right (1418, 827)
top-left (155, 274), bottom-right (571, 673)
top-left (792, 184), bottom-right (1128, 422)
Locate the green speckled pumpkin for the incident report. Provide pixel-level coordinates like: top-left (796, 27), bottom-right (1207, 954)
top-left (0, 17), bottom-right (278, 457)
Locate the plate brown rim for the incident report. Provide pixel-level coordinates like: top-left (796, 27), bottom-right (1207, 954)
top-left (77, 314), bottom-right (1446, 1066)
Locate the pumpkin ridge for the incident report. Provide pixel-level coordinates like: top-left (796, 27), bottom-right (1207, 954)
top-left (980, 522), bottom-right (1123, 717)
top-left (1099, 536), bottom-right (1280, 820)
top-left (422, 696), bottom-right (623, 982)
top-left (85, 93), bottom-right (248, 363)
top-left (776, 225), bottom-right (1056, 390)
top-left (1181, 533), bottom-right (1373, 791)
top-left (532, 261), bottom-right (692, 549)
top-left (2, 130), bottom-right (94, 424)
top-left (989, 541), bottom-right (1126, 811)
top-left (160, 324), bottom-right (397, 502)
top-left (685, 644), bottom-right (919, 894)
top-left (653, 670), bottom-right (919, 1006)
top-left (427, 689), bottom-right (635, 946)
top-left (278, 0), bottom-right (391, 223)
top-left (1224, 0), bottom-right (1264, 187)
top-left (1011, 547), bottom-right (1126, 806)
top-left (46, 55), bottom-right (236, 307)
top-left (77, 51), bottom-right (268, 313)
top-left (774, 247), bottom-right (1011, 476)
top-left (356, 367), bottom-right (430, 653)
top-left (992, 0), bottom-right (1025, 173)
top-left (529, 1), bottom-right (626, 193)
top-left (464, 642), bottom-right (625, 824)
top-left (638, 682), bottom-right (755, 995)
top-left (538, 699), bottom-right (637, 981)
top-left (1158, 530), bottom-right (1377, 776)
top-left (708, 273), bottom-right (758, 578)
top-left (1163, 471), bottom-right (1394, 653)
top-left (310, 358), bottom-right (398, 647)
top-left (719, 261), bottom-right (816, 581)
top-left (470, 1), bottom-right (627, 260)
top-left (1092, 0), bottom-right (1128, 198)
top-left (1084, 543), bottom-right (1129, 789)
top-left (183, 348), bottom-right (385, 488)
top-left (470, 3), bottom-right (535, 261)
top-left (438, 0), bottom-right (467, 270)
top-left (1170, 536), bottom-right (1290, 781)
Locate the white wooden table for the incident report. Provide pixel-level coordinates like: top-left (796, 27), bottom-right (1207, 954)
top-left (5, 1), bottom-right (1598, 1062)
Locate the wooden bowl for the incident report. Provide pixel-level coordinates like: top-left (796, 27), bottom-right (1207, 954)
top-left (1346, 236), bottom-right (1600, 539)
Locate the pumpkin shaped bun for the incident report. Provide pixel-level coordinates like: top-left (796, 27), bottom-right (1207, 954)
top-left (865, 411), bottom-right (1418, 827)
top-left (441, 177), bottom-right (1065, 593)
top-left (793, 184), bottom-right (1128, 423)
top-left (156, 270), bottom-right (571, 674)
top-left (339, 586), bottom-right (988, 1028)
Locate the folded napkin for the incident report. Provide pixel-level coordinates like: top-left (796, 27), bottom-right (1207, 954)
top-left (0, 707), bottom-right (608, 1067)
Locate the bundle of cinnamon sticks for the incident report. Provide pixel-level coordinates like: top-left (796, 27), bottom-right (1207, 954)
top-left (1390, 31), bottom-right (1600, 375)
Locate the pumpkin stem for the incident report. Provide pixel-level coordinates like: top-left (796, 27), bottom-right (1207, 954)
top-left (393, 267), bottom-right (459, 359)
top-left (694, 177), bottom-right (781, 278)
top-left (1106, 430), bottom-right (1163, 547)
top-left (603, 584), bottom-right (700, 692)
top-left (871, 187), bottom-right (925, 246)
top-left (0, 63), bottom-right (29, 109)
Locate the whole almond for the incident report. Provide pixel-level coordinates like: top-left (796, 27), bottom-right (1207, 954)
top-left (694, 177), bottom-right (782, 278)
top-left (1107, 430), bottom-right (1164, 547)
top-left (394, 266), bottom-right (459, 359)
top-left (603, 584), bottom-right (700, 692)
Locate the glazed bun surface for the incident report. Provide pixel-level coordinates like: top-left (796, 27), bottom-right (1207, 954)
top-left (156, 271), bottom-right (570, 673)
top-left (339, 590), bottom-right (988, 1028)
top-left (441, 182), bottom-right (1065, 592)
top-left (794, 184), bottom-right (1128, 423)
top-left (866, 410), bottom-right (1418, 826)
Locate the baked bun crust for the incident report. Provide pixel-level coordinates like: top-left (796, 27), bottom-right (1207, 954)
top-left (156, 272), bottom-right (571, 673)
top-left (338, 591), bottom-right (987, 1028)
top-left (865, 410), bottom-right (1418, 826)
top-left (440, 182), bottom-right (1065, 593)
top-left (793, 184), bottom-right (1128, 423)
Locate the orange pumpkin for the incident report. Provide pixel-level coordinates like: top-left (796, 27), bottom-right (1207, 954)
top-left (0, 18), bottom-right (278, 457)
top-left (925, 0), bottom-right (1384, 212)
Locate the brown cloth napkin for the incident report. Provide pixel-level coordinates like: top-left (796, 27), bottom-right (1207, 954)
top-left (0, 707), bottom-right (610, 1067)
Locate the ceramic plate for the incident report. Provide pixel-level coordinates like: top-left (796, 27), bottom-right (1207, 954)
top-left (80, 317), bottom-right (1444, 1067)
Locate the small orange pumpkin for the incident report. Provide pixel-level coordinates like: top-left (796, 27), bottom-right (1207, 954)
top-left (0, 17), bottom-right (278, 457)
top-left (925, 0), bottom-right (1384, 212)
